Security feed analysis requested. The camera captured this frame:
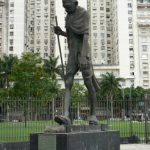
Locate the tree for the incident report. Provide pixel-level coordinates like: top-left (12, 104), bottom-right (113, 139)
top-left (70, 82), bottom-right (87, 120)
top-left (71, 82), bottom-right (87, 104)
top-left (10, 52), bottom-right (60, 98)
top-left (100, 72), bottom-right (124, 118)
top-left (0, 55), bottom-right (18, 88)
top-left (8, 52), bottom-right (61, 123)
top-left (43, 56), bottom-right (63, 80)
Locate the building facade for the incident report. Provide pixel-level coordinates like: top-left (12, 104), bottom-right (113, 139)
top-left (25, 0), bottom-right (55, 59)
top-left (87, 0), bottom-right (150, 88)
top-left (6, 0), bottom-right (25, 57)
top-left (135, 0), bottom-right (150, 88)
top-left (87, 0), bottom-right (132, 87)
top-left (0, 0), bottom-right (8, 58)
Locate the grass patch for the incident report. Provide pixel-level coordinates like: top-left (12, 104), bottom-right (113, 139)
top-left (0, 120), bottom-right (149, 142)
top-left (0, 120), bottom-right (55, 142)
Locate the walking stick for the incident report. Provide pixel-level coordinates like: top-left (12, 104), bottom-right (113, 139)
top-left (55, 16), bottom-right (65, 83)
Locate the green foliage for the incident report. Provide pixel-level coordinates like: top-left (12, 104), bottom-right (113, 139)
top-left (43, 56), bottom-right (63, 80)
top-left (120, 86), bottom-right (146, 101)
top-left (9, 52), bottom-right (60, 98)
top-left (71, 82), bottom-right (87, 105)
top-left (0, 55), bottom-right (18, 88)
top-left (98, 72), bottom-right (124, 100)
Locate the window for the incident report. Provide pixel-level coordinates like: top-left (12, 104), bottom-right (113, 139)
top-left (130, 72), bottom-right (134, 76)
top-left (93, 26), bottom-right (97, 30)
top-left (107, 34), bottom-right (110, 37)
top-left (142, 37), bottom-right (147, 43)
top-left (129, 39), bottom-right (133, 44)
top-left (130, 61), bottom-right (134, 68)
top-left (44, 39), bottom-right (48, 45)
top-left (44, 0), bottom-right (48, 5)
top-left (9, 46), bottom-right (13, 51)
top-left (44, 53), bottom-right (48, 57)
top-left (107, 40), bottom-right (111, 44)
top-left (142, 54), bottom-right (148, 59)
top-left (36, 39), bottom-right (40, 45)
top-left (143, 71), bottom-right (149, 78)
top-left (142, 45), bottom-right (147, 51)
top-left (142, 62), bottom-right (148, 69)
top-left (10, 39), bottom-right (13, 45)
top-left (129, 24), bottom-right (132, 29)
top-left (36, 47), bottom-right (40, 52)
top-left (93, 33), bottom-right (97, 38)
top-left (128, 17), bottom-right (132, 23)
top-left (128, 3), bottom-right (132, 8)
top-left (130, 55), bottom-right (134, 59)
top-left (101, 33), bottom-right (104, 38)
top-left (128, 10), bottom-right (132, 14)
top-left (129, 48), bottom-right (133, 51)
top-left (10, 24), bottom-right (14, 29)
top-left (106, 8), bottom-right (110, 12)
top-left (10, 32), bottom-right (14, 36)
top-left (100, 7), bottom-right (104, 11)
top-left (101, 46), bottom-right (105, 50)
top-left (143, 80), bottom-right (149, 86)
top-left (10, 2), bottom-right (14, 7)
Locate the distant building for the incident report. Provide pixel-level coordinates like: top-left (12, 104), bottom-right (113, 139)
top-left (86, 0), bottom-right (150, 88)
top-left (87, 0), bottom-right (132, 87)
top-left (25, 0), bottom-right (55, 59)
top-left (7, 0), bottom-right (25, 57)
top-left (135, 0), bottom-right (150, 88)
top-left (0, 0), bottom-right (8, 58)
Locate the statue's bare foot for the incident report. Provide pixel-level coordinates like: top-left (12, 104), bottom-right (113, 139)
top-left (88, 115), bottom-right (98, 125)
top-left (54, 115), bottom-right (71, 125)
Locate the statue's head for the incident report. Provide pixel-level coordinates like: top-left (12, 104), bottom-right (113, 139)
top-left (62, 0), bottom-right (78, 14)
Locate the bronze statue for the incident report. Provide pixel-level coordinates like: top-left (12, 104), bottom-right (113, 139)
top-left (54, 0), bottom-right (100, 125)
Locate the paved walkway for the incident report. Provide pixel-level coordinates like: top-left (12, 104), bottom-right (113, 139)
top-left (120, 144), bottom-right (150, 150)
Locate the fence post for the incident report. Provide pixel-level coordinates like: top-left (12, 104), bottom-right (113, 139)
top-left (52, 98), bottom-right (55, 121)
top-left (144, 94), bottom-right (149, 144)
top-left (129, 86), bottom-right (133, 137)
top-left (106, 97), bottom-right (109, 126)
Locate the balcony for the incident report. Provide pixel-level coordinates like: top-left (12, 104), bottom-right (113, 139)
top-left (138, 20), bottom-right (150, 27)
top-left (138, 1), bottom-right (150, 8)
top-left (0, 1), bottom-right (4, 6)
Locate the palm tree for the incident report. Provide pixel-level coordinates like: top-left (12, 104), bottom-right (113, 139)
top-left (0, 55), bottom-right (18, 88)
top-left (100, 72), bottom-right (124, 119)
top-left (43, 56), bottom-right (63, 80)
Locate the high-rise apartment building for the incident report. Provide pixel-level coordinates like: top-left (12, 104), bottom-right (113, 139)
top-left (87, 0), bottom-right (131, 86)
top-left (0, 0), bottom-right (4, 57)
top-left (87, 0), bottom-right (148, 88)
top-left (25, 0), bottom-right (55, 59)
top-left (0, 0), bottom-right (8, 58)
top-left (87, 0), bottom-right (150, 88)
top-left (7, 0), bottom-right (25, 57)
top-left (135, 0), bottom-right (150, 88)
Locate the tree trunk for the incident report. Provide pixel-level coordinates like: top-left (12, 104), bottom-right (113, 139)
top-left (110, 100), bottom-right (113, 119)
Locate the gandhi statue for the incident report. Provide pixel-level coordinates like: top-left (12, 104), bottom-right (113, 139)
top-left (54, 0), bottom-right (100, 125)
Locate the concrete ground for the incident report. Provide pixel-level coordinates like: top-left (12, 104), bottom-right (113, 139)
top-left (120, 144), bottom-right (150, 150)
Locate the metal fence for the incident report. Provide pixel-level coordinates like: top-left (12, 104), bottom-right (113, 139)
top-left (0, 96), bottom-right (150, 143)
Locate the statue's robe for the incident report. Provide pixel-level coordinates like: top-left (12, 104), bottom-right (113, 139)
top-left (65, 6), bottom-right (100, 91)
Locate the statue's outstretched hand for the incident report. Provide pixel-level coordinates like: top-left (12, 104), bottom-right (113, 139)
top-left (54, 26), bottom-right (63, 35)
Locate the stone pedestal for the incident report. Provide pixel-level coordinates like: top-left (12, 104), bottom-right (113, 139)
top-left (30, 126), bottom-right (120, 150)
